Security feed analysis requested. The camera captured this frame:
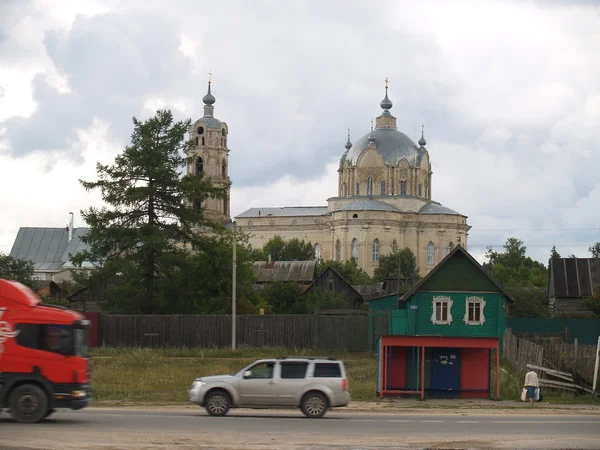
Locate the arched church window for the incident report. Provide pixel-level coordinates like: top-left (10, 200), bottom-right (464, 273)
top-left (315, 244), bottom-right (321, 263)
top-left (367, 176), bottom-right (374, 195)
top-left (222, 128), bottom-right (226, 136)
top-left (356, 182), bottom-right (360, 196)
top-left (335, 240), bottom-right (341, 261)
top-left (427, 242), bottom-right (435, 265)
top-left (202, 136), bottom-right (205, 146)
top-left (400, 181), bottom-right (406, 196)
top-left (447, 241), bottom-right (454, 255)
top-left (352, 214), bottom-right (358, 219)
top-left (380, 181), bottom-right (386, 195)
top-left (222, 159), bottom-right (227, 178)
top-left (196, 157), bottom-right (204, 173)
top-left (372, 239), bottom-right (380, 262)
top-left (351, 239), bottom-right (359, 262)
top-left (197, 126), bottom-right (204, 135)
top-left (392, 240), bottom-right (397, 254)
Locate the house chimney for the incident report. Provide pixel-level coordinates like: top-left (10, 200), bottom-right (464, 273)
top-left (69, 212), bottom-right (74, 242)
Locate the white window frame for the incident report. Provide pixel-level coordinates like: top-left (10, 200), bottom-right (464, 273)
top-left (351, 238), bottom-right (359, 262)
top-left (464, 296), bottom-right (486, 325)
top-left (372, 239), bottom-right (380, 262)
top-left (427, 242), bottom-right (435, 265)
top-left (367, 176), bottom-right (374, 195)
top-left (380, 180), bottom-right (386, 195)
top-left (431, 295), bottom-right (453, 325)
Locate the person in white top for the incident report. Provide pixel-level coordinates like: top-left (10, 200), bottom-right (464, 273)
top-left (524, 369), bottom-right (539, 406)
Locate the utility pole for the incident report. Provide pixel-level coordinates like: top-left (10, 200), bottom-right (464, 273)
top-left (231, 221), bottom-right (237, 351)
top-left (593, 335), bottom-right (600, 394)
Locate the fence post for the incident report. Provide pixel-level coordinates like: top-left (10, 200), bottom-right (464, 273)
top-left (593, 336), bottom-right (600, 394)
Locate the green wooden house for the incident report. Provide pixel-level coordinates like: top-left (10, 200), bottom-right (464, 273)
top-left (369, 244), bottom-right (513, 400)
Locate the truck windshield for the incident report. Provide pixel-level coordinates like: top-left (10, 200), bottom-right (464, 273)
top-left (16, 323), bottom-right (88, 358)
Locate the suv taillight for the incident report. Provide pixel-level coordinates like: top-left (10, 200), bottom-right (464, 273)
top-left (342, 378), bottom-right (348, 391)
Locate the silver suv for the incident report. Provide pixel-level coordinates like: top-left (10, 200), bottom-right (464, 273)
top-left (188, 356), bottom-right (350, 418)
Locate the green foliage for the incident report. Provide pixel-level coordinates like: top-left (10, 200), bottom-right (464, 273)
top-left (317, 259), bottom-right (374, 285)
top-left (0, 252), bottom-right (34, 287)
top-left (589, 242), bottom-right (600, 258)
top-left (302, 287), bottom-right (349, 313)
top-left (71, 109), bottom-right (229, 314)
top-left (257, 281), bottom-right (304, 314)
top-left (373, 248), bottom-right (420, 282)
top-left (550, 245), bottom-right (561, 260)
top-left (253, 235), bottom-right (315, 261)
top-left (581, 289), bottom-right (600, 318)
top-left (39, 294), bottom-right (69, 307)
top-left (483, 238), bottom-right (548, 318)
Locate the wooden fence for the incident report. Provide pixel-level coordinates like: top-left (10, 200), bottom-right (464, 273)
top-left (503, 329), bottom-right (598, 384)
top-left (98, 313), bottom-right (376, 352)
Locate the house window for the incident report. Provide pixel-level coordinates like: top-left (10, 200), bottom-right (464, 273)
top-left (356, 182), bottom-right (360, 196)
top-left (367, 176), bottom-right (374, 195)
top-left (431, 295), bottom-right (453, 325)
top-left (464, 296), bottom-right (486, 325)
top-left (335, 240), bottom-right (341, 261)
top-left (447, 241), bottom-right (454, 254)
top-left (392, 239), bottom-right (397, 254)
top-left (400, 181), bottom-right (406, 196)
top-left (380, 180), bottom-right (386, 195)
top-left (315, 243), bottom-right (321, 263)
top-left (351, 238), bottom-right (359, 262)
top-left (372, 239), bottom-right (380, 262)
top-left (196, 157), bottom-right (204, 173)
top-left (427, 242), bottom-right (434, 265)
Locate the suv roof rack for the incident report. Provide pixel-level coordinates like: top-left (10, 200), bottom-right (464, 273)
top-left (276, 356), bottom-right (337, 361)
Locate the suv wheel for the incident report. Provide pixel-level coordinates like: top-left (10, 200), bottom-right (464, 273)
top-left (301, 391), bottom-right (328, 418)
top-left (204, 390), bottom-right (231, 417)
top-left (9, 384), bottom-right (48, 424)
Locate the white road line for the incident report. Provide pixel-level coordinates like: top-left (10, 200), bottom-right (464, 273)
top-left (387, 420), bottom-right (415, 423)
top-left (421, 420), bottom-right (444, 423)
top-left (457, 420), bottom-right (479, 423)
top-left (491, 420), bottom-right (600, 424)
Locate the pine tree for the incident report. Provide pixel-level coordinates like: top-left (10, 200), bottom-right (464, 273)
top-left (71, 110), bottom-right (227, 313)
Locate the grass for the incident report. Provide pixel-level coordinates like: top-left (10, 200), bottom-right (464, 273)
top-left (91, 346), bottom-right (377, 405)
top-left (89, 347), bottom-right (598, 407)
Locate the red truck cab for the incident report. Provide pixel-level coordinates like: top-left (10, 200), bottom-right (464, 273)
top-left (0, 278), bottom-right (91, 423)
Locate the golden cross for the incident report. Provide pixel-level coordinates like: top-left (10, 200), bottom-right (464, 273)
top-left (385, 77), bottom-right (389, 89)
top-left (347, 127), bottom-right (350, 137)
top-left (208, 71), bottom-right (212, 83)
top-left (422, 124), bottom-right (424, 134)
top-left (371, 119), bottom-right (374, 130)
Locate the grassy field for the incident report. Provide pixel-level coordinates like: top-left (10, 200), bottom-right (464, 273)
top-left (89, 347), bottom-right (598, 407)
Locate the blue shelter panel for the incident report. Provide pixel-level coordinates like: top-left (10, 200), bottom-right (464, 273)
top-left (430, 347), bottom-right (461, 398)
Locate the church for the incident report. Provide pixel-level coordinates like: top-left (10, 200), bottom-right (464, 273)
top-left (186, 79), bottom-right (471, 276)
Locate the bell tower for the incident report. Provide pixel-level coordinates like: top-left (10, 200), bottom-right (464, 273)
top-left (186, 75), bottom-right (231, 222)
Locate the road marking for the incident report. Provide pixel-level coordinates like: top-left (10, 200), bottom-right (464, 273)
top-left (491, 420), bottom-right (600, 424)
top-left (457, 420), bottom-right (479, 423)
top-left (421, 420), bottom-right (444, 423)
top-left (387, 420), bottom-right (415, 423)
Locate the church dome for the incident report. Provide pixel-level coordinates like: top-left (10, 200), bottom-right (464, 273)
top-left (345, 128), bottom-right (421, 166)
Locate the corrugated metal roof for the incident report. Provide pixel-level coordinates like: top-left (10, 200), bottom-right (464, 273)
top-left (10, 227), bottom-right (91, 272)
top-left (338, 199), bottom-right (400, 212)
top-left (252, 261), bottom-right (317, 283)
top-left (549, 258), bottom-right (600, 298)
top-left (237, 207), bottom-right (329, 218)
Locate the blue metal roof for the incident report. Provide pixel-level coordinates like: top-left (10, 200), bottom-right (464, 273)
top-left (337, 199), bottom-right (400, 212)
top-left (236, 207), bottom-right (330, 218)
top-left (419, 203), bottom-right (461, 215)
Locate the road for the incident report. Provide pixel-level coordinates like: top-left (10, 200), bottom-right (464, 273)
top-left (1, 407), bottom-right (600, 449)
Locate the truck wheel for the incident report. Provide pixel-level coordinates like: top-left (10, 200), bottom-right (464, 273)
top-left (204, 390), bottom-right (231, 416)
top-left (301, 391), bottom-right (328, 418)
top-left (9, 384), bottom-right (48, 424)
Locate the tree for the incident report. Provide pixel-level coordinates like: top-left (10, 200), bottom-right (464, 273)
top-left (253, 236), bottom-right (315, 261)
top-left (550, 245), bottom-right (561, 259)
top-left (373, 248), bottom-right (420, 283)
top-left (589, 242), bottom-right (600, 258)
top-left (581, 289), bottom-right (600, 318)
top-left (71, 109), bottom-right (227, 314)
top-left (483, 238), bottom-right (548, 318)
top-left (0, 252), bottom-right (34, 287)
top-left (316, 259), bottom-right (373, 285)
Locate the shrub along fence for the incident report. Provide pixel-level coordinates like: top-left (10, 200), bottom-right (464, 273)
top-left (97, 312), bottom-right (388, 352)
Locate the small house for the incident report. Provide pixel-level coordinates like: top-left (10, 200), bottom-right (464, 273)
top-left (304, 266), bottom-right (364, 308)
top-left (252, 260), bottom-right (317, 291)
top-left (369, 245), bottom-right (513, 399)
top-left (548, 257), bottom-right (600, 318)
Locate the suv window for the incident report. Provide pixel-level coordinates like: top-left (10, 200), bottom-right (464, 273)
top-left (280, 362), bottom-right (308, 379)
top-left (313, 362), bottom-right (342, 378)
top-left (245, 362), bottom-right (274, 379)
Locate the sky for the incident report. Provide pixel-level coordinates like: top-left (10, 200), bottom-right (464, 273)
top-left (1, 0), bottom-right (599, 265)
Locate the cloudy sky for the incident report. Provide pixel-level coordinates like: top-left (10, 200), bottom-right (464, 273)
top-left (1, 0), bottom-right (599, 264)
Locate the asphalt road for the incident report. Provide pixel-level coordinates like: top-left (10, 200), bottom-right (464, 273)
top-left (1, 408), bottom-right (600, 449)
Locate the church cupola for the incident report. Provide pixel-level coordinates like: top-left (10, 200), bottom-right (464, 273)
top-left (376, 78), bottom-right (397, 129)
top-left (419, 124), bottom-right (427, 147)
top-left (202, 75), bottom-right (216, 118)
